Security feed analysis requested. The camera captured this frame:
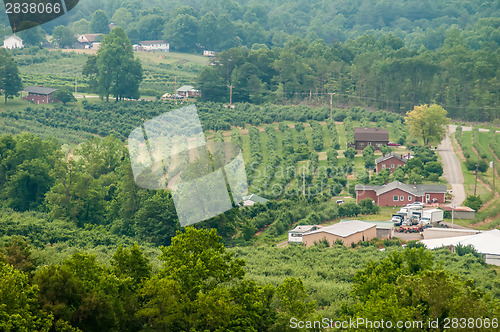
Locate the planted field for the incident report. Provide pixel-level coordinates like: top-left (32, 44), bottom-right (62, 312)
top-left (14, 49), bottom-right (208, 95)
top-left (231, 243), bottom-right (500, 317)
top-left (206, 118), bottom-right (402, 200)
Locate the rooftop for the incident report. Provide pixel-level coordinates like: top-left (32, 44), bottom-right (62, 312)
top-left (375, 152), bottom-right (407, 164)
top-left (305, 220), bottom-right (376, 238)
top-left (355, 181), bottom-right (447, 196)
top-left (140, 40), bottom-right (168, 45)
top-left (78, 34), bottom-right (102, 43)
top-left (242, 194), bottom-right (268, 204)
top-left (176, 85), bottom-right (197, 92)
top-left (354, 127), bottom-right (389, 142)
top-left (23, 86), bottom-right (58, 95)
top-left (420, 229), bottom-right (500, 256)
top-left (289, 225), bottom-right (320, 233)
top-left (440, 205), bottom-right (476, 212)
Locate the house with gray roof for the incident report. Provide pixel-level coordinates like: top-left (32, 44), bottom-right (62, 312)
top-left (22, 86), bottom-right (58, 104)
top-left (352, 127), bottom-right (389, 150)
top-left (375, 152), bottom-right (411, 173)
top-left (355, 181), bottom-right (446, 206)
top-left (176, 85), bottom-right (200, 98)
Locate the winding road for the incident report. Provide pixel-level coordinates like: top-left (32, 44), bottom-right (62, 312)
top-left (437, 125), bottom-right (466, 206)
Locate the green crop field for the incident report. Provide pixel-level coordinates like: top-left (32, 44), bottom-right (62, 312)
top-left (14, 49), bottom-right (208, 95)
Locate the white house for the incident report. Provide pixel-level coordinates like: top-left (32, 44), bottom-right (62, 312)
top-left (288, 225), bottom-right (321, 243)
top-left (139, 40), bottom-right (169, 52)
top-left (203, 50), bottom-right (216, 57)
top-left (3, 35), bottom-right (23, 49)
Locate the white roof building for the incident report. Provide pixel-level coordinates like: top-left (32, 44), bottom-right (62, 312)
top-left (306, 220), bottom-right (376, 238)
top-left (420, 229), bottom-right (500, 266)
top-left (3, 35), bottom-right (23, 49)
top-left (288, 225), bottom-right (321, 243)
top-left (139, 40), bottom-right (169, 52)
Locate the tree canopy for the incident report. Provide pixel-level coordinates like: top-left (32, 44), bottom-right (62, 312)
top-left (83, 27), bottom-right (143, 101)
top-left (0, 48), bottom-right (23, 104)
top-left (405, 104), bottom-right (449, 145)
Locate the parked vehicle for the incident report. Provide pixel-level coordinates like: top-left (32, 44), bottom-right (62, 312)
top-left (421, 209), bottom-right (444, 224)
top-left (336, 199), bottom-right (344, 204)
top-left (391, 214), bottom-right (403, 226)
top-left (388, 142), bottom-right (401, 146)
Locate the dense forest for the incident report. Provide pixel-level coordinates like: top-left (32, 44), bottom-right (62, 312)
top-left (198, 34), bottom-right (499, 121)
top-left (2, 0), bottom-right (500, 50)
top-left (2, 227), bottom-right (499, 331)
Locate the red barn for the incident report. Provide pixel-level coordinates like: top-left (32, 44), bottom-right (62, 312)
top-left (22, 86), bottom-right (58, 104)
top-left (375, 152), bottom-right (408, 173)
top-left (355, 181), bottom-right (446, 206)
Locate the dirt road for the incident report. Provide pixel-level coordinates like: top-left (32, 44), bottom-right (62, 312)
top-left (438, 125), bottom-right (466, 206)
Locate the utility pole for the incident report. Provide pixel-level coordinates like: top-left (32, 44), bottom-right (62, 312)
top-left (329, 93), bottom-right (335, 121)
top-left (474, 161), bottom-right (479, 196)
top-left (75, 78), bottom-right (77, 94)
top-left (229, 85), bottom-right (233, 107)
top-left (451, 205), bottom-right (455, 228)
top-left (493, 159), bottom-right (495, 192)
top-left (174, 76), bottom-right (177, 105)
top-left (302, 166), bottom-right (305, 198)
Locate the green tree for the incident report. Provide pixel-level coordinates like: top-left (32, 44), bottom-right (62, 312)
top-left (0, 262), bottom-right (53, 331)
top-left (53, 89), bottom-right (77, 105)
top-left (405, 104), bottom-right (449, 145)
top-left (52, 26), bottom-right (75, 48)
top-left (111, 8), bottom-right (133, 28)
top-left (0, 48), bottom-right (23, 104)
top-left (70, 19), bottom-right (90, 34)
top-left (90, 10), bottom-right (110, 34)
top-left (111, 244), bottom-right (152, 284)
top-left (163, 14), bottom-right (199, 51)
top-left (84, 27), bottom-right (142, 101)
top-left (343, 147), bottom-right (356, 160)
top-left (135, 191), bottom-right (180, 246)
top-left (18, 26), bottom-right (46, 46)
top-left (463, 195), bottom-right (482, 211)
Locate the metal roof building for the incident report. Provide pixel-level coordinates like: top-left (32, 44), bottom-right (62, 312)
top-left (420, 229), bottom-right (500, 266)
top-left (302, 220), bottom-right (377, 247)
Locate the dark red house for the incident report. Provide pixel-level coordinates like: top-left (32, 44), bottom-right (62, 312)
top-left (353, 127), bottom-right (389, 150)
top-left (375, 152), bottom-right (408, 173)
top-left (355, 181), bottom-right (447, 206)
top-left (22, 86), bottom-right (58, 104)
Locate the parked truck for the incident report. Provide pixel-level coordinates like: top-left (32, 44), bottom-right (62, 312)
top-left (420, 208), bottom-right (444, 224)
top-left (391, 214), bottom-right (404, 226)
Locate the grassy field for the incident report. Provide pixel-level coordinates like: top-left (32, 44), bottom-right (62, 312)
top-left (451, 131), bottom-right (500, 228)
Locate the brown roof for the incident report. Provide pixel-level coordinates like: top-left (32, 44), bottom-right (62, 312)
top-left (375, 152), bottom-right (406, 164)
top-left (439, 206), bottom-right (475, 212)
top-left (78, 34), bottom-right (102, 43)
top-left (354, 127), bottom-right (389, 142)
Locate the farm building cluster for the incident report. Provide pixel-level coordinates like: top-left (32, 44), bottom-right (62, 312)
top-left (288, 220), bottom-right (394, 247)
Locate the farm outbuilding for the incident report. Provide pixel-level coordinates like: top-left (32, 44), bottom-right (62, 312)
top-left (423, 228), bottom-right (481, 240)
top-left (22, 86), bottom-right (58, 104)
top-left (288, 225), bottom-right (321, 243)
top-left (301, 220), bottom-right (376, 247)
top-left (353, 127), bottom-right (389, 150)
top-left (440, 205), bottom-right (476, 219)
top-left (421, 229), bottom-right (500, 266)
